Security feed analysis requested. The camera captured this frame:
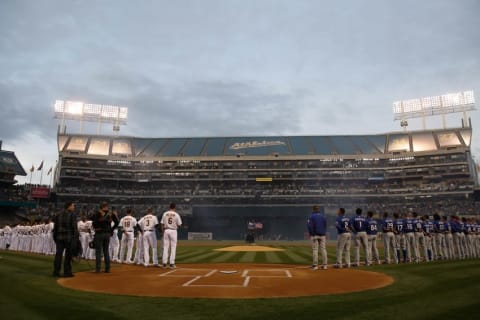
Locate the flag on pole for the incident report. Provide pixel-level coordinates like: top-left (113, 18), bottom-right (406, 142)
top-left (47, 166), bottom-right (53, 175)
top-left (30, 165), bottom-right (34, 173)
top-left (37, 161), bottom-right (44, 171)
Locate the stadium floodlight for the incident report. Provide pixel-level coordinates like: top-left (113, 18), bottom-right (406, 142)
top-left (54, 100), bottom-right (128, 124)
top-left (54, 100), bottom-right (128, 134)
top-left (393, 90), bottom-right (476, 130)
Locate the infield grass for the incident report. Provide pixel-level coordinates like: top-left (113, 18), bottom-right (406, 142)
top-left (0, 242), bottom-right (479, 320)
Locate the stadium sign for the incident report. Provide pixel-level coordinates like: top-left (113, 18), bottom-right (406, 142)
top-left (229, 140), bottom-right (286, 150)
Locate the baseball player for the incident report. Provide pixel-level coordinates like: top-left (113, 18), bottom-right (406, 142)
top-left (78, 216), bottom-right (91, 260)
top-left (307, 205), bottom-right (327, 270)
top-left (412, 212), bottom-right (425, 262)
top-left (462, 217), bottom-right (473, 259)
top-left (161, 203), bottom-right (183, 268)
top-left (350, 208), bottom-right (369, 266)
top-left (443, 216), bottom-right (454, 259)
top-left (119, 209), bottom-right (137, 264)
top-left (334, 207), bottom-right (351, 268)
top-left (451, 216), bottom-right (465, 260)
top-left (109, 220), bottom-right (120, 263)
top-left (133, 221), bottom-right (145, 265)
top-left (382, 212), bottom-right (397, 264)
top-left (422, 215), bottom-right (434, 262)
top-left (138, 208), bottom-right (159, 267)
top-left (393, 213), bottom-right (405, 263)
top-left (366, 211), bottom-right (380, 265)
top-left (433, 214), bottom-right (447, 260)
top-left (403, 212), bottom-right (419, 263)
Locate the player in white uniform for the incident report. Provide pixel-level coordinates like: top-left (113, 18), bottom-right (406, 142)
top-left (119, 209), bottom-right (137, 264)
top-left (138, 208), bottom-right (159, 267)
top-left (109, 220), bottom-right (120, 263)
top-left (161, 203), bottom-right (182, 268)
top-left (77, 216), bottom-right (91, 259)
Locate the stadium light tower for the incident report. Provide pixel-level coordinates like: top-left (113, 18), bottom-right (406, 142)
top-left (393, 90), bottom-right (476, 131)
top-left (54, 100), bottom-right (128, 134)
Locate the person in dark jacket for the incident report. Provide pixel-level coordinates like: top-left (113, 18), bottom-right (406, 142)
top-left (92, 201), bottom-right (119, 273)
top-left (52, 202), bottom-right (78, 277)
top-left (307, 205), bottom-right (328, 270)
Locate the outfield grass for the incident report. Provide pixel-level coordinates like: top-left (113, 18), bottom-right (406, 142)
top-left (0, 243), bottom-right (479, 320)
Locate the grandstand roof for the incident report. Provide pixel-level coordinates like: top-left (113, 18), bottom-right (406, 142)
top-left (0, 150), bottom-right (27, 176)
top-left (58, 127), bottom-right (472, 158)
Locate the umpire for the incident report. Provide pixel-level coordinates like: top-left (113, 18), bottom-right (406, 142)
top-left (52, 202), bottom-right (78, 277)
top-left (92, 202), bottom-right (119, 273)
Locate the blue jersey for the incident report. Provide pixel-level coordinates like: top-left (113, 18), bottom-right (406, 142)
top-left (350, 216), bottom-right (367, 233)
top-left (366, 218), bottom-right (378, 235)
top-left (403, 218), bottom-right (415, 233)
top-left (423, 221), bottom-right (434, 234)
top-left (335, 216), bottom-right (350, 234)
top-left (394, 219), bottom-right (404, 234)
top-left (450, 221), bottom-right (461, 233)
top-left (434, 220), bottom-right (445, 233)
top-left (382, 218), bottom-right (394, 232)
top-left (444, 221), bottom-right (452, 233)
top-left (413, 218), bottom-right (423, 232)
top-left (307, 212), bottom-right (327, 236)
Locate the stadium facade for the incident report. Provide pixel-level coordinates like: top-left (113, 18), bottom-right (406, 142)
top-left (54, 127), bottom-right (478, 239)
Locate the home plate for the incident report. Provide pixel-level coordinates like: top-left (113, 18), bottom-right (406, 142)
top-left (220, 270), bottom-right (238, 274)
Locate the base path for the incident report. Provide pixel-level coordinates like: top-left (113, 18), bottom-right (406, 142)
top-left (58, 264), bottom-right (394, 299)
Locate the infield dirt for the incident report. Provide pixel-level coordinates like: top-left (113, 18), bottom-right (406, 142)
top-left (58, 263), bottom-right (394, 299)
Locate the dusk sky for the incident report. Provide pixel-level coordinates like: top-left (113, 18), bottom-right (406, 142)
top-left (1, 0), bottom-right (479, 185)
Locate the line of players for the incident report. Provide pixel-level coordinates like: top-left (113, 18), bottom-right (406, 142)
top-left (0, 221), bottom-right (55, 255)
top-left (335, 208), bottom-right (480, 268)
top-left (0, 204), bottom-right (182, 268)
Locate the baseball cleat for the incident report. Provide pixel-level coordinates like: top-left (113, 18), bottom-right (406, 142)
top-left (169, 264), bottom-right (176, 269)
top-left (310, 265), bottom-right (318, 270)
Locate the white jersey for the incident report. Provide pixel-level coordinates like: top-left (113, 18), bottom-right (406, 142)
top-left (161, 210), bottom-right (182, 230)
top-left (139, 214), bottom-right (158, 232)
top-left (78, 220), bottom-right (90, 233)
top-left (119, 215), bottom-right (137, 232)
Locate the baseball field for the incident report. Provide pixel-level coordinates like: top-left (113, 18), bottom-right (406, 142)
top-left (1, 241), bottom-right (479, 320)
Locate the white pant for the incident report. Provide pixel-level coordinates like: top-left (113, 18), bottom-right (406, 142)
top-left (367, 234), bottom-right (380, 264)
top-left (383, 232), bottom-right (397, 263)
top-left (133, 234), bottom-right (144, 264)
top-left (79, 232), bottom-right (91, 259)
top-left (163, 229), bottom-right (178, 265)
top-left (336, 233), bottom-right (351, 267)
top-left (143, 231), bottom-right (158, 266)
top-left (120, 231), bottom-right (135, 263)
top-left (353, 232), bottom-right (369, 265)
top-left (110, 234), bottom-right (120, 262)
top-left (404, 232), bottom-right (418, 262)
top-left (311, 235), bottom-right (327, 267)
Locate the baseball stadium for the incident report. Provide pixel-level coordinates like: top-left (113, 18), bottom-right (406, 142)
top-left (1, 94), bottom-right (480, 320)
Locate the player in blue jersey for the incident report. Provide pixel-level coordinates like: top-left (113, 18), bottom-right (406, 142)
top-left (433, 214), bottom-right (447, 260)
top-left (382, 212), bottom-right (397, 264)
top-left (451, 216), bottom-right (465, 260)
top-left (412, 212), bottom-right (424, 262)
top-left (403, 212), bottom-right (418, 263)
top-left (334, 208), bottom-right (351, 268)
top-left (307, 205), bottom-right (328, 270)
top-left (443, 216), bottom-right (454, 259)
top-left (393, 213), bottom-right (405, 263)
top-left (366, 211), bottom-right (380, 265)
top-left (422, 215), bottom-right (434, 261)
top-left (350, 208), bottom-right (369, 266)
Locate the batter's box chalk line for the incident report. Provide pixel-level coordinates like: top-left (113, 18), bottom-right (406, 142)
top-left (156, 268), bottom-right (294, 288)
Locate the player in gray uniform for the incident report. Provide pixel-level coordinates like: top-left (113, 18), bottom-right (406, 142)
top-left (382, 212), bottom-right (397, 264)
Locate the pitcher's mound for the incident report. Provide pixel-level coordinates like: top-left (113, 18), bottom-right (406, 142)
top-left (215, 245), bottom-right (284, 252)
top-left (58, 263), bottom-right (394, 299)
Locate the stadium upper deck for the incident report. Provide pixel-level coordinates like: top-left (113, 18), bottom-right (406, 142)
top-left (57, 127), bottom-right (472, 159)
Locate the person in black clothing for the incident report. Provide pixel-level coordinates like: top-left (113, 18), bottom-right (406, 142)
top-left (52, 202), bottom-right (78, 277)
top-left (92, 202), bottom-right (119, 273)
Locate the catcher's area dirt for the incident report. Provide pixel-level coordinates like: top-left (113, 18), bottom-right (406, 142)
top-left (58, 264), bottom-right (394, 299)
top-left (215, 245), bottom-right (284, 252)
